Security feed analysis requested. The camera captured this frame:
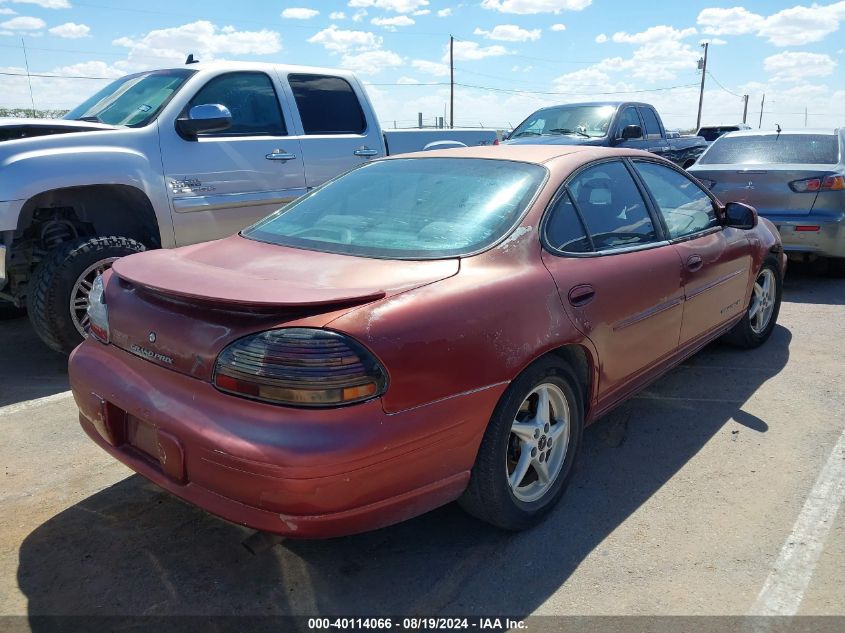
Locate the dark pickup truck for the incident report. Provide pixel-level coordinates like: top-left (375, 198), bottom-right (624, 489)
top-left (504, 101), bottom-right (707, 168)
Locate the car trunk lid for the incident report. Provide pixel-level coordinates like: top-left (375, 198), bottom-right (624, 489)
top-left (106, 235), bottom-right (459, 380)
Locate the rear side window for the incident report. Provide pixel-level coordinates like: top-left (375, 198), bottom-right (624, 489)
top-left (634, 161), bottom-right (718, 238)
top-left (567, 161), bottom-right (657, 250)
top-left (545, 192), bottom-right (592, 253)
top-left (639, 107), bottom-right (662, 140)
top-left (288, 74), bottom-right (366, 135)
top-left (700, 134), bottom-right (839, 165)
top-left (188, 72), bottom-right (286, 136)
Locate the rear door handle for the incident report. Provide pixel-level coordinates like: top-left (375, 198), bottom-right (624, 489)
top-left (266, 150), bottom-right (297, 161)
top-left (686, 255), bottom-right (704, 272)
top-left (568, 284), bottom-right (596, 307)
top-left (353, 147), bottom-right (379, 157)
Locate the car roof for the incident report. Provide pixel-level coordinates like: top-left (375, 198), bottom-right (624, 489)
top-left (384, 144), bottom-right (658, 166)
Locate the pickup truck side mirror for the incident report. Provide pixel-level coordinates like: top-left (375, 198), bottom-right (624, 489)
top-left (176, 104), bottom-right (233, 138)
top-left (620, 124), bottom-right (643, 140)
top-left (723, 202), bottom-right (758, 229)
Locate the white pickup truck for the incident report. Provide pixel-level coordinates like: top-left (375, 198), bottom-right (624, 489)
top-left (0, 61), bottom-right (497, 352)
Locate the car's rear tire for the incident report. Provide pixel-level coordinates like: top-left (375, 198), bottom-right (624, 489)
top-left (723, 257), bottom-right (782, 349)
top-left (459, 358), bottom-right (584, 531)
top-left (27, 236), bottom-right (146, 354)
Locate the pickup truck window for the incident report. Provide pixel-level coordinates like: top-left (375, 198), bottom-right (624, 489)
top-left (64, 69), bottom-right (194, 127)
top-left (616, 107), bottom-right (642, 138)
top-left (638, 107), bottom-right (663, 140)
top-left (244, 158), bottom-right (546, 259)
top-left (567, 161), bottom-right (657, 250)
top-left (187, 72), bottom-right (287, 136)
top-left (633, 161), bottom-right (718, 238)
top-left (288, 74), bottom-right (366, 135)
top-left (511, 105), bottom-right (615, 139)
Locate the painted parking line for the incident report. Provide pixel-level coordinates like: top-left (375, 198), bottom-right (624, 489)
top-left (0, 391), bottom-right (73, 417)
top-left (749, 424), bottom-right (845, 616)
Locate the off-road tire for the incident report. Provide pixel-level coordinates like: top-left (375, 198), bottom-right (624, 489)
top-left (27, 236), bottom-right (146, 354)
top-left (723, 256), bottom-right (782, 349)
top-left (459, 358), bottom-right (584, 531)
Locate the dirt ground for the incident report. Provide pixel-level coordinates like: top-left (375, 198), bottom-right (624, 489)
top-left (0, 265), bottom-right (843, 626)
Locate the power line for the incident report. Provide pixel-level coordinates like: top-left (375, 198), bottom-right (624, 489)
top-left (706, 71), bottom-right (743, 98)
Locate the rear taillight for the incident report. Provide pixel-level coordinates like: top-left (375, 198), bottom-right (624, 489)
top-left (789, 175), bottom-right (845, 192)
top-left (87, 273), bottom-right (110, 343)
top-left (213, 328), bottom-right (387, 407)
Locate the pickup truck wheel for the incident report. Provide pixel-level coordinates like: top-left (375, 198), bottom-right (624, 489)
top-left (459, 358), bottom-right (584, 531)
top-left (27, 236), bottom-right (146, 354)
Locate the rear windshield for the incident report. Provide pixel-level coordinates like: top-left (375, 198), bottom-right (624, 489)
top-left (244, 158), bottom-right (546, 259)
top-left (699, 134), bottom-right (839, 165)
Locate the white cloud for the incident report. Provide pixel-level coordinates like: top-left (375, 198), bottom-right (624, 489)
top-left (371, 15), bottom-right (415, 29)
top-left (480, 0), bottom-right (592, 15)
top-left (0, 8), bottom-right (16, 14)
top-left (764, 50), bottom-right (837, 82)
top-left (281, 7), bottom-right (319, 19)
top-left (308, 25), bottom-right (381, 52)
top-left (412, 8), bottom-right (429, 15)
top-left (329, 11), bottom-right (346, 19)
top-left (445, 40), bottom-right (509, 61)
top-left (348, 0), bottom-right (428, 13)
top-left (48, 21), bottom-right (89, 38)
top-left (396, 75), bottom-right (420, 84)
top-left (611, 25), bottom-right (696, 44)
top-left (340, 48), bottom-right (403, 74)
top-left (594, 32), bottom-right (607, 43)
top-left (698, 2), bottom-right (845, 46)
top-left (113, 21), bottom-right (281, 68)
top-left (511, 64), bottom-right (534, 72)
top-left (699, 37), bottom-right (727, 45)
top-left (436, 8), bottom-right (451, 16)
top-left (550, 23), bottom-right (566, 31)
top-left (411, 58), bottom-right (449, 76)
top-left (474, 24), bottom-right (541, 41)
top-left (0, 15), bottom-right (44, 29)
top-left (352, 9), bottom-right (367, 21)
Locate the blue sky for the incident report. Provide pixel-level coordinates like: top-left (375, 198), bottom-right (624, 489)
top-left (1, 0), bottom-right (844, 130)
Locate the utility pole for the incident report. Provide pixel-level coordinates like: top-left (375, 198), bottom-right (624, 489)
top-left (742, 95), bottom-right (749, 124)
top-left (804, 107), bottom-right (808, 127)
top-left (758, 93), bottom-right (765, 128)
top-left (449, 35), bottom-right (454, 129)
top-left (695, 42), bottom-right (709, 131)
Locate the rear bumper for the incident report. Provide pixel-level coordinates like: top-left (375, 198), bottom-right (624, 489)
top-left (69, 341), bottom-right (504, 538)
top-left (768, 214), bottom-right (845, 258)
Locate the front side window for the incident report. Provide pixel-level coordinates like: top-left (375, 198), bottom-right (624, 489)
top-left (567, 161), bottom-right (657, 250)
top-left (288, 74), bottom-right (366, 135)
top-left (616, 107), bottom-right (642, 138)
top-left (245, 158), bottom-right (546, 259)
top-left (65, 69), bottom-right (194, 127)
top-left (188, 72), bottom-right (286, 136)
top-left (634, 161), bottom-right (718, 239)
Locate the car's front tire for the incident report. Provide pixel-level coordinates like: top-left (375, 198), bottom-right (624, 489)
top-left (459, 358), bottom-right (584, 531)
top-left (27, 236), bottom-right (146, 354)
top-left (723, 257), bottom-right (782, 349)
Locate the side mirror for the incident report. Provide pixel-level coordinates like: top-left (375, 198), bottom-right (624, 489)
top-left (724, 202), bottom-right (758, 229)
top-left (176, 104), bottom-right (232, 138)
top-left (620, 124), bottom-right (643, 140)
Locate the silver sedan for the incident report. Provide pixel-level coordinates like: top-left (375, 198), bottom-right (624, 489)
top-left (689, 128), bottom-right (845, 265)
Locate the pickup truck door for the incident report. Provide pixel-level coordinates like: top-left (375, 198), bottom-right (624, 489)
top-left (278, 73), bottom-right (385, 189)
top-left (160, 70), bottom-right (307, 246)
top-left (630, 159), bottom-right (752, 346)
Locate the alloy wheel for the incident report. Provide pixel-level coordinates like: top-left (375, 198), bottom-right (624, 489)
top-left (749, 268), bottom-right (776, 335)
top-left (69, 257), bottom-right (118, 338)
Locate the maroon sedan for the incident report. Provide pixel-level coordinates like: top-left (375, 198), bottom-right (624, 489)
top-left (69, 146), bottom-right (785, 538)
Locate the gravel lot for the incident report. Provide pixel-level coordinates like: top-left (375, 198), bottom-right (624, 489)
top-left (0, 265), bottom-right (843, 625)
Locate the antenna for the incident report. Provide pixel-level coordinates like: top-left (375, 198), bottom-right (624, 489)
top-left (21, 37), bottom-right (36, 116)
top-left (185, 54), bottom-right (199, 65)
